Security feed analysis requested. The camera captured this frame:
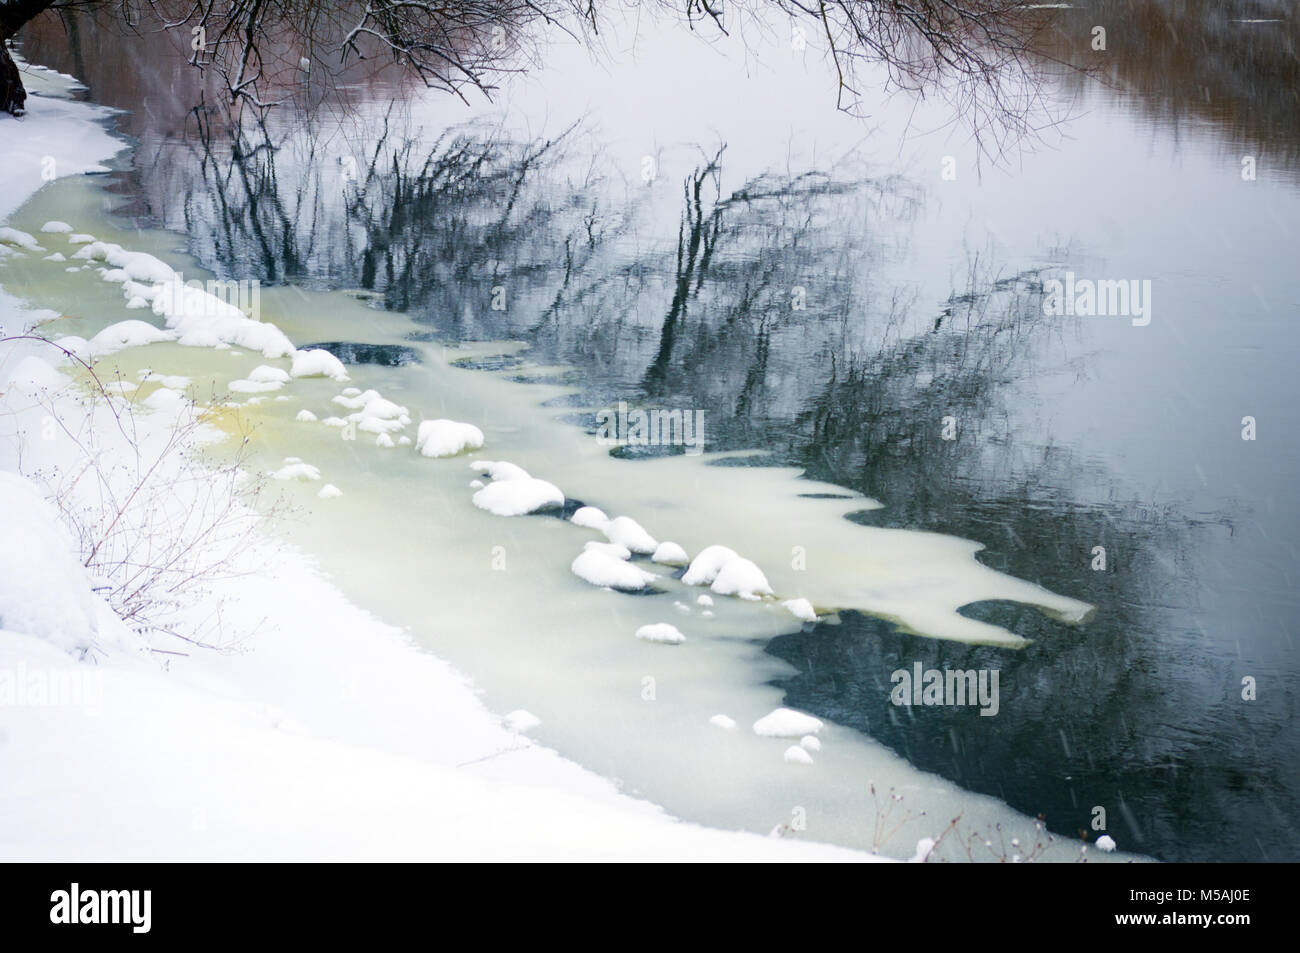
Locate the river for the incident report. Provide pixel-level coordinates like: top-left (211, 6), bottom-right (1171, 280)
top-left (7, 0), bottom-right (1299, 861)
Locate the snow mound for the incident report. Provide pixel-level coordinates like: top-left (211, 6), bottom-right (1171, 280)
top-left (570, 505), bottom-right (609, 530)
top-left (711, 557), bottom-right (773, 600)
top-left (0, 473), bottom-right (97, 653)
top-left (40, 221), bottom-right (74, 233)
top-left (651, 541), bottom-right (689, 566)
top-left (696, 594), bottom-right (714, 607)
top-left (290, 349), bottom-right (349, 381)
top-left (603, 516), bottom-right (657, 555)
top-left (0, 227), bottom-right (43, 251)
top-left (470, 460), bottom-right (530, 482)
top-left (332, 391), bottom-right (410, 435)
top-left (331, 389), bottom-right (381, 411)
top-left (709, 715), bottom-right (736, 730)
top-left (782, 598), bottom-right (817, 622)
top-left (73, 241), bottom-right (294, 357)
top-left (416, 419), bottom-right (484, 458)
top-left (753, 708), bottom-right (824, 738)
top-left (800, 735), bottom-right (821, 752)
top-left (1096, 835), bottom-right (1117, 852)
top-left (248, 365), bottom-right (290, 384)
top-left (472, 478), bottom-right (563, 516)
top-left (295, 410), bottom-right (318, 422)
top-left (783, 746), bottom-right (814, 765)
top-left (634, 623), bottom-right (685, 645)
top-left (229, 378), bottom-right (284, 394)
top-left (682, 545), bottom-right (739, 586)
top-left (584, 540), bottom-right (631, 560)
top-left (2, 356), bottom-right (67, 393)
top-left (272, 462), bottom-right (322, 481)
top-left (570, 549), bottom-right (657, 591)
top-left (138, 371), bottom-right (190, 389)
top-left (87, 320), bottom-right (174, 357)
top-left (317, 484), bottom-right (343, 499)
top-left (142, 387), bottom-right (186, 411)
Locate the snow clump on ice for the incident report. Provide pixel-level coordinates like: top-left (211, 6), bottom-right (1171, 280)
top-left (752, 708), bottom-right (824, 738)
top-left (415, 419), bottom-right (484, 458)
top-left (634, 623), bottom-right (685, 645)
top-left (472, 476), bottom-right (564, 516)
top-left (290, 349), bottom-right (349, 381)
top-left (570, 549), bottom-right (657, 591)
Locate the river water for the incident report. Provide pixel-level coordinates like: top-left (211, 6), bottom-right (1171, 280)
top-left (8, 1), bottom-right (1299, 861)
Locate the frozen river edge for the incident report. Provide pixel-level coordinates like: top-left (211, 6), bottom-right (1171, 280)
top-left (0, 63), bottom-right (881, 863)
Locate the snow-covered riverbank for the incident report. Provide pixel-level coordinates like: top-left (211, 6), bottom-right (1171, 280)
top-left (0, 61), bottom-right (878, 862)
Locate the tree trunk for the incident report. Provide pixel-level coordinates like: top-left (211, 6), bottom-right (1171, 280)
top-left (1, 1), bottom-right (65, 117)
top-left (1, 40), bottom-right (26, 117)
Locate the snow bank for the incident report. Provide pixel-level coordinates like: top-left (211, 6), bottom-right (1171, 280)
top-left (0, 473), bottom-right (97, 653)
top-left (1, 355), bottom-right (67, 393)
top-left (503, 710), bottom-right (541, 732)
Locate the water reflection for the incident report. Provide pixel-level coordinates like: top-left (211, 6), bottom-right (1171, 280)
top-left (1043, 0), bottom-right (1300, 179)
